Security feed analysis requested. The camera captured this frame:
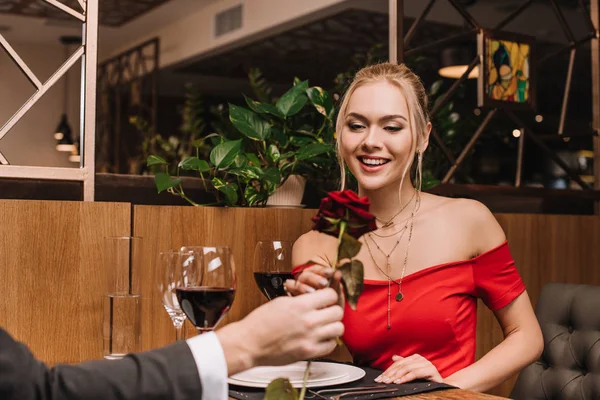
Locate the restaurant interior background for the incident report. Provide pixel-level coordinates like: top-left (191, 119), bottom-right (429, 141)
top-left (1, 0), bottom-right (600, 398)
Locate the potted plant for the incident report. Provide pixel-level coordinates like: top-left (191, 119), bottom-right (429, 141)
top-left (147, 73), bottom-right (339, 207)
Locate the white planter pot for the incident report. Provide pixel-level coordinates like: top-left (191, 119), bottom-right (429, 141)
top-left (266, 175), bottom-right (306, 207)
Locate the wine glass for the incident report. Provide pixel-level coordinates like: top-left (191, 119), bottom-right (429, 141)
top-left (157, 251), bottom-right (187, 341)
top-left (253, 240), bottom-right (294, 300)
top-left (176, 246), bottom-right (236, 334)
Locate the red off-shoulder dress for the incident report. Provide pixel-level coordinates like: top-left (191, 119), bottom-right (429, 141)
top-left (292, 240), bottom-right (525, 378)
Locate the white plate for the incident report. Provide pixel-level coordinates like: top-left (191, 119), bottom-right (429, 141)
top-left (228, 361), bottom-right (366, 389)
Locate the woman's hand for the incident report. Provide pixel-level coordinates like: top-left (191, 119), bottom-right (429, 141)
top-left (375, 354), bottom-right (444, 385)
top-left (284, 264), bottom-right (344, 306)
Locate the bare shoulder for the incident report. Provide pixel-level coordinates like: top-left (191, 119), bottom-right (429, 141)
top-left (447, 197), bottom-right (506, 254)
top-left (424, 194), bottom-right (506, 255)
top-left (292, 230), bottom-right (337, 267)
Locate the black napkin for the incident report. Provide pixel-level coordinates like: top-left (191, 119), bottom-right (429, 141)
top-left (228, 362), bottom-right (455, 400)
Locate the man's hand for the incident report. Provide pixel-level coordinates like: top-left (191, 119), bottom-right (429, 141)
top-left (217, 288), bottom-right (344, 376)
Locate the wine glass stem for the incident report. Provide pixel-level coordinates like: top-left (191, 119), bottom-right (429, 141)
top-left (175, 324), bottom-right (184, 341)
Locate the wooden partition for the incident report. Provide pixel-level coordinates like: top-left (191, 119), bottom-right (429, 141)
top-left (0, 200), bottom-right (131, 364)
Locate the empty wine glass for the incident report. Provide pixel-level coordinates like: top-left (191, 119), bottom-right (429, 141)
top-left (158, 251), bottom-right (187, 341)
top-left (253, 240), bottom-right (294, 300)
top-left (177, 246), bottom-right (236, 334)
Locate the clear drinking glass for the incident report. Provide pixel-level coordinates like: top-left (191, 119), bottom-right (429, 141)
top-left (158, 251), bottom-right (188, 341)
top-left (103, 293), bottom-right (141, 359)
top-left (176, 246), bottom-right (236, 334)
top-left (253, 241), bottom-right (294, 300)
top-left (102, 236), bottom-right (143, 360)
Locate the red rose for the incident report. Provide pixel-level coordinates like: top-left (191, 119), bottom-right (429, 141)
top-left (312, 190), bottom-right (377, 239)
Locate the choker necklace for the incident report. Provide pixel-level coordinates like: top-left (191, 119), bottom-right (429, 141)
top-left (365, 194), bottom-right (419, 329)
top-left (375, 190), bottom-right (416, 229)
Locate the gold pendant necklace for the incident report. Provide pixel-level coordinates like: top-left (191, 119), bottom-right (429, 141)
top-left (375, 190), bottom-right (416, 228)
top-left (364, 194), bottom-right (419, 329)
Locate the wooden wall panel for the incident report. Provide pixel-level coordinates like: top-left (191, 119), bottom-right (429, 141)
top-left (477, 214), bottom-right (600, 397)
top-left (0, 200), bottom-right (131, 364)
top-left (133, 206), bottom-right (317, 351)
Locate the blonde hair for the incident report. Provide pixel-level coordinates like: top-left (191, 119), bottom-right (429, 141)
top-left (336, 62), bottom-right (430, 193)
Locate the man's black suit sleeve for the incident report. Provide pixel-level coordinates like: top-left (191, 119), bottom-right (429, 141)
top-left (0, 328), bottom-right (203, 400)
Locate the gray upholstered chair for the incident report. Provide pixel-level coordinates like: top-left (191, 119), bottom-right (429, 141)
top-left (511, 283), bottom-right (600, 400)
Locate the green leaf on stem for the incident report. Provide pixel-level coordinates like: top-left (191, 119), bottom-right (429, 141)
top-left (179, 157), bottom-right (210, 172)
top-left (234, 154), bottom-right (247, 168)
top-left (289, 136), bottom-right (314, 147)
top-left (276, 83), bottom-right (309, 117)
top-left (339, 259), bottom-right (364, 310)
top-left (264, 378), bottom-right (298, 400)
top-left (212, 178), bottom-right (238, 205)
top-left (244, 185), bottom-right (268, 206)
top-left (294, 79), bottom-right (309, 91)
top-left (339, 233), bottom-right (361, 260)
top-left (147, 155), bottom-right (168, 166)
top-left (271, 127), bottom-right (288, 147)
top-left (154, 172), bottom-right (182, 193)
top-left (306, 87), bottom-right (335, 120)
top-left (267, 144), bottom-right (281, 162)
top-left (192, 133), bottom-right (221, 148)
top-left (263, 167), bottom-right (281, 185)
top-left (244, 95), bottom-right (285, 119)
top-left (210, 139), bottom-right (242, 169)
top-left (229, 104), bottom-right (271, 141)
top-left (295, 143), bottom-right (332, 160)
top-left (246, 153), bottom-right (262, 167)
top-left (228, 165), bottom-right (262, 182)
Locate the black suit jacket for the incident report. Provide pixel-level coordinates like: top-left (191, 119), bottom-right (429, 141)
top-left (0, 327), bottom-right (203, 400)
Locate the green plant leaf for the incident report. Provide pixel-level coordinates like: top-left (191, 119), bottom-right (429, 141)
top-left (244, 185), bottom-right (268, 206)
top-left (212, 177), bottom-right (238, 205)
top-left (234, 153), bottom-right (247, 168)
top-left (268, 144), bottom-right (281, 162)
top-left (339, 233), bottom-right (361, 260)
top-left (147, 155), bottom-right (168, 166)
top-left (154, 172), bottom-right (182, 193)
top-left (264, 378), bottom-right (298, 400)
top-left (228, 165), bottom-right (262, 182)
top-left (271, 127), bottom-right (288, 147)
top-left (178, 157), bottom-right (210, 172)
top-left (263, 167), bottom-right (281, 185)
top-left (276, 83), bottom-right (309, 117)
top-left (293, 79), bottom-right (309, 91)
top-left (289, 136), bottom-right (314, 147)
top-left (295, 143), bottom-right (332, 160)
top-left (229, 104), bottom-right (271, 141)
top-left (244, 94), bottom-right (285, 119)
top-left (307, 87), bottom-right (335, 120)
top-left (192, 133), bottom-right (221, 148)
top-left (246, 153), bottom-right (262, 167)
top-left (339, 259), bottom-right (364, 310)
top-left (210, 139), bottom-right (242, 169)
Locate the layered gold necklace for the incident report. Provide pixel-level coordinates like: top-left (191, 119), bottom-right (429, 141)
top-left (364, 191), bottom-right (420, 329)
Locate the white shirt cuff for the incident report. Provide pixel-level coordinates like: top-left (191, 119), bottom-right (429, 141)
top-left (186, 332), bottom-right (228, 400)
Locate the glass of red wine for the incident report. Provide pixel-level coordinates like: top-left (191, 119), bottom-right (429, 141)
top-left (253, 241), bottom-right (294, 301)
top-left (176, 246), bottom-right (236, 334)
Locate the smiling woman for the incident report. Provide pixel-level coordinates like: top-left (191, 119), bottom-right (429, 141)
top-left (287, 62), bottom-right (544, 394)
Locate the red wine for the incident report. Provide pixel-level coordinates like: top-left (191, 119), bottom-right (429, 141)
top-left (176, 287), bottom-right (235, 331)
top-left (254, 272), bottom-right (294, 300)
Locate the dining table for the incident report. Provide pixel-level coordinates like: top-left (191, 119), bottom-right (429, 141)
top-left (229, 388), bottom-right (509, 399)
